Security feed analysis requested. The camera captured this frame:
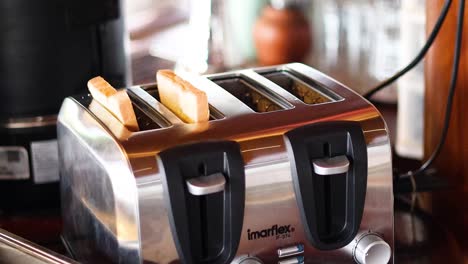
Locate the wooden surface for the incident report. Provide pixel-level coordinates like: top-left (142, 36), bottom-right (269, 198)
top-left (424, 0), bottom-right (468, 184)
top-left (423, 0), bottom-right (468, 256)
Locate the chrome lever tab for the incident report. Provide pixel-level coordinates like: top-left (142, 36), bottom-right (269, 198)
top-left (186, 172), bottom-right (226, 195)
top-left (312, 155), bottom-right (350, 175)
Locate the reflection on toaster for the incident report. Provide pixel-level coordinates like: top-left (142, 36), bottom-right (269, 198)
top-left (58, 63), bottom-right (393, 264)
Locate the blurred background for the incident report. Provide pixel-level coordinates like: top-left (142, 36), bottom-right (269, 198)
top-left (127, 0), bottom-right (425, 159)
top-left (127, 0), bottom-right (421, 100)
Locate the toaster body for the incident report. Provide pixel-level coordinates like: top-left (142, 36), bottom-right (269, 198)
top-left (58, 63), bottom-right (393, 264)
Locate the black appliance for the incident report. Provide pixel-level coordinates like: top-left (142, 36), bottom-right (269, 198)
top-left (0, 0), bottom-right (129, 210)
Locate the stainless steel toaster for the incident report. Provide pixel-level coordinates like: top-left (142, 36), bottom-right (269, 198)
top-left (58, 63), bottom-right (394, 264)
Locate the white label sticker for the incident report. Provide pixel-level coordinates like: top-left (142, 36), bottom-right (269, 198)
top-left (31, 139), bottom-right (59, 184)
top-left (0, 146), bottom-right (30, 180)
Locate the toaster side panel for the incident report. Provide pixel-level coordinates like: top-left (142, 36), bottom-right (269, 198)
top-left (58, 98), bottom-right (142, 263)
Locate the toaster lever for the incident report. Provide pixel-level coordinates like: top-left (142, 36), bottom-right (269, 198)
top-left (312, 155), bottom-right (349, 175)
top-left (284, 121), bottom-right (367, 250)
top-left (186, 173), bottom-right (226, 195)
top-left (157, 140), bottom-right (245, 264)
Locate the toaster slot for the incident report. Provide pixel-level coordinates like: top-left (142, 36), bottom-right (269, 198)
top-left (127, 91), bottom-right (170, 129)
top-left (131, 103), bottom-right (163, 130)
top-left (210, 76), bottom-right (288, 113)
top-left (157, 141), bottom-right (245, 264)
top-left (80, 91), bottom-right (164, 131)
top-left (284, 121), bottom-right (367, 250)
top-left (260, 71), bottom-right (338, 105)
top-left (145, 88), bottom-right (224, 121)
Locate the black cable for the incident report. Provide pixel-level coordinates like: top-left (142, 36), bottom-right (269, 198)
top-left (400, 0), bottom-right (464, 181)
top-left (363, 0), bottom-right (453, 99)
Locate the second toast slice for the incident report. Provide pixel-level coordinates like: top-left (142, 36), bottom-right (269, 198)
top-left (156, 70), bottom-right (209, 123)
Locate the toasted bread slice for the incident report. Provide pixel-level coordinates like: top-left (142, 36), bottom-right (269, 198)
top-left (88, 101), bottom-right (132, 140)
top-left (156, 70), bottom-right (209, 123)
top-left (87, 76), bottom-right (139, 131)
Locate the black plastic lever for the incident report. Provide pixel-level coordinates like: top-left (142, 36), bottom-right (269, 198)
top-left (284, 121), bottom-right (367, 250)
top-left (157, 140), bottom-right (245, 264)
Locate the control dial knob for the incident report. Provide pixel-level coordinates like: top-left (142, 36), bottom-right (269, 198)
top-left (354, 233), bottom-right (391, 264)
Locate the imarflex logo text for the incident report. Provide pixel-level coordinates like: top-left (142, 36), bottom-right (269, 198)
top-left (247, 224), bottom-right (295, 240)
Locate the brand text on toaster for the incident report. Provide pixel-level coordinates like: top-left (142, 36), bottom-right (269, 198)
top-left (247, 224), bottom-right (295, 240)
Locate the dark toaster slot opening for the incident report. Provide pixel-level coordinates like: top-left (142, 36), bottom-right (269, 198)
top-left (260, 71), bottom-right (336, 105)
top-left (145, 88), bottom-right (224, 121)
top-left (146, 88), bottom-right (161, 101)
top-left (211, 77), bottom-right (286, 113)
top-left (132, 103), bottom-right (162, 130)
top-left (127, 90), bottom-right (169, 130)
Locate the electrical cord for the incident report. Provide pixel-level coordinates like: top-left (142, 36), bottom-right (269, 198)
top-left (404, 0), bottom-right (464, 178)
top-left (400, 0), bottom-right (464, 181)
top-left (363, 0), bottom-right (453, 99)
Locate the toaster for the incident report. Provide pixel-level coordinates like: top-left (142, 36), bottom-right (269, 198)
top-left (58, 63), bottom-right (393, 264)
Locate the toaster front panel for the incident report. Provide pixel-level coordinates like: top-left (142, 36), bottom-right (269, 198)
top-left (141, 117), bottom-right (392, 264)
top-left (131, 63), bottom-right (393, 263)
